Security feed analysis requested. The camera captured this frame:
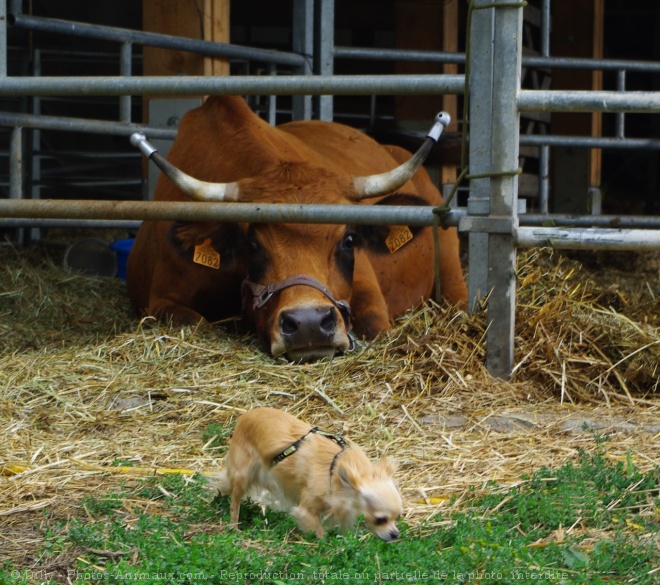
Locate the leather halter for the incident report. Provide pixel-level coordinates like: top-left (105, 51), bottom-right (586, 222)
top-left (241, 274), bottom-right (353, 331)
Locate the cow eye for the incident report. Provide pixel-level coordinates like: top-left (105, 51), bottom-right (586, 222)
top-left (245, 237), bottom-right (260, 254)
top-left (341, 232), bottom-right (358, 252)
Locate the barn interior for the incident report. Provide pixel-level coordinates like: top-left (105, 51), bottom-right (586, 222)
top-left (1, 0), bottom-right (659, 235)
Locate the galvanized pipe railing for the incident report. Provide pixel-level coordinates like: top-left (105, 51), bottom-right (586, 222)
top-left (7, 13), bottom-right (307, 68)
top-left (518, 89), bottom-right (660, 113)
top-left (4, 204), bottom-right (660, 230)
top-left (0, 74), bottom-right (466, 97)
top-left (336, 46), bottom-right (660, 74)
top-left (0, 111), bottom-right (177, 139)
top-left (7, 111), bottom-right (660, 151)
top-left (0, 199), bottom-right (463, 227)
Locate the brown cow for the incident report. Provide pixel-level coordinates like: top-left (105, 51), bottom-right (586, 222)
top-left (127, 96), bottom-right (466, 362)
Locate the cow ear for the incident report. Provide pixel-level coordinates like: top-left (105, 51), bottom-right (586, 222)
top-left (170, 222), bottom-right (218, 251)
top-left (356, 193), bottom-right (427, 255)
top-left (169, 221), bottom-right (245, 266)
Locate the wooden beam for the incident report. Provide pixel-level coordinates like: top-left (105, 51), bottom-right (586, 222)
top-left (551, 0), bottom-right (604, 211)
top-left (142, 0), bottom-right (230, 91)
top-left (394, 0), bottom-right (459, 190)
top-left (441, 0), bottom-right (459, 186)
top-left (203, 0), bottom-right (230, 78)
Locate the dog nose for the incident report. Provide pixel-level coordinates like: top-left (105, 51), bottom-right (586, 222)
top-left (379, 528), bottom-right (399, 541)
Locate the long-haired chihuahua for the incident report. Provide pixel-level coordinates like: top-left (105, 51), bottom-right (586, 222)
top-left (211, 407), bottom-right (402, 541)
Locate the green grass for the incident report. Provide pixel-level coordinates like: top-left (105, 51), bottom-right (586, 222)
top-left (2, 439), bottom-right (658, 585)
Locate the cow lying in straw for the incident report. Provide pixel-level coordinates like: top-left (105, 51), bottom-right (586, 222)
top-left (128, 96), bottom-right (467, 361)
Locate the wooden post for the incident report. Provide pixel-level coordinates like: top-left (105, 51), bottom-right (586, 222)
top-left (203, 0), bottom-right (231, 78)
top-left (142, 0), bottom-right (230, 93)
top-left (141, 0), bottom-right (230, 196)
top-left (440, 0), bottom-right (459, 187)
top-left (393, 0), bottom-right (459, 191)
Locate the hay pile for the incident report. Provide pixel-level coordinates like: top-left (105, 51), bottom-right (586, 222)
top-left (1, 241), bottom-right (658, 568)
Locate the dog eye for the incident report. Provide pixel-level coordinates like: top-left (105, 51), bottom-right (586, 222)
top-left (374, 517), bottom-right (388, 526)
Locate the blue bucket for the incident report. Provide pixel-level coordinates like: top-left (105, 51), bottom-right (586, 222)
top-left (109, 238), bottom-right (135, 280)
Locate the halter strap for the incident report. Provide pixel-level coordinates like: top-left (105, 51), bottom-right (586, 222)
top-left (241, 274), bottom-right (353, 331)
top-left (271, 427), bottom-right (347, 467)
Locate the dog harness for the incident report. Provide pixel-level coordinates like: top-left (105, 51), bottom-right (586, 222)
top-left (271, 426), bottom-right (347, 468)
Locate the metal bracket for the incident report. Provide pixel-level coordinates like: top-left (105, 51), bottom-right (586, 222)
top-left (459, 215), bottom-right (519, 235)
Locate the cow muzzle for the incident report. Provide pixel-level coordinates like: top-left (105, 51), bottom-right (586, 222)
top-left (241, 275), bottom-right (353, 362)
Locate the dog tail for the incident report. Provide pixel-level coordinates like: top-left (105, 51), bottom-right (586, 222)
top-left (205, 469), bottom-right (231, 496)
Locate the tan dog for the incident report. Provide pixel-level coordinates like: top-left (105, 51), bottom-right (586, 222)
top-left (213, 407), bottom-right (402, 541)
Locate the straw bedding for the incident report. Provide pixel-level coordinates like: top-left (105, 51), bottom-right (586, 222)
top-left (1, 240), bottom-right (658, 568)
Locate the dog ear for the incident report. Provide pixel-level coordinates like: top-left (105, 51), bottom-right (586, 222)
top-left (358, 486), bottom-right (379, 509)
top-left (374, 457), bottom-right (398, 478)
top-left (338, 463), bottom-right (362, 491)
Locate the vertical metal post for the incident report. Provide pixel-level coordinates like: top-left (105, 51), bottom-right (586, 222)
top-left (615, 70), bottom-right (626, 139)
top-left (9, 126), bottom-right (22, 198)
top-left (9, 127), bottom-right (23, 243)
top-left (467, 0), bottom-right (523, 378)
top-left (3, 0), bottom-right (17, 242)
top-left (466, 2), bottom-right (495, 310)
top-left (538, 0), bottom-right (551, 214)
top-left (316, 0), bottom-right (334, 121)
top-left (32, 49), bottom-right (43, 242)
top-left (541, 0), bottom-right (551, 58)
top-left (268, 63), bottom-right (277, 125)
top-left (539, 145), bottom-right (550, 214)
top-left (488, 1), bottom-right (522, 377)
top-left (119, 41), bottom-right (132, 123)
top-left (0, 0), bottom-right (7, 78)
top-left (292, 0), bottom-right (314, 120)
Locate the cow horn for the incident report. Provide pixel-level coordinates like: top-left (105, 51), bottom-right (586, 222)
top-left (130, 133), bottom-right (240, 201)
top-left (352, 111), bottom-right (451, 199)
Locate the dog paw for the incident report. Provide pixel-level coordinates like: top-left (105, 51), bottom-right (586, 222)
top-left (291, 506), bottom-right (325, 538)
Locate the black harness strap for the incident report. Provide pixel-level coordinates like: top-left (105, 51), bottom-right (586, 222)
top-left (271, 427), bottom-right (347, 467)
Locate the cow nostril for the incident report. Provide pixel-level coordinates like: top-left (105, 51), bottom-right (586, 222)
top-left (319, 309), bottom-right (337, 335)
top-left (280, 313), bottom-right (299, 336)
top-left (279, 307), bottom-right (338, 342)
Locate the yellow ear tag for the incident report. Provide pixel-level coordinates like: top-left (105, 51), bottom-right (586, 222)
top-left (193, 238), bottom-right (220, 269)
top-left (386, 225), bottom-right (413, 253)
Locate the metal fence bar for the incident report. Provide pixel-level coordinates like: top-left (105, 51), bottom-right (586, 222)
top-left (518, 89), bottom-right (660, 112)
top-left (317, 0), bottom-right (335, 120)
top-left (3, 199), bottom-right (660, 231)
top-left (119, 41), bottom-right (133, 123)
top-left (0, 111), bottom-right (177, 138)
top-left (537, 0), bottom-right (551, 214)
top-left (466, 0), bottom-right (495, 313)
top-left (0, 219), bottom-right (141, 230)
top-left (521, 214), bottom-right (660, 228)
top-left (521, 134), bottom-right (660, 149)
top-left (0, 199), bottom-right (465, 226)
top-left (292, 0), bottom-right (314, 120)
top-left (335, 47), bottom-right (660, 73)
top-left (517, 227), bottom-right (660, 250)
top-left (0, 0), bottom-right (6, 77)
top-left (8, 126), bottom-right (21, 201)
top-left (0, 74), bottom-right (466, 97)
top-left (4, 111), bottom-right (660, 151)
top-left (7, 13), bottom-right (307, 68)
top-left (483, 0), bottom-right (522, 377)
